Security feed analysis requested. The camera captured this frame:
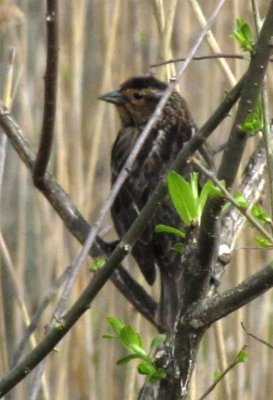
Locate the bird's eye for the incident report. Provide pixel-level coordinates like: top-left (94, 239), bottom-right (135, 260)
top-left (133, 92), bottom-right (144, 100)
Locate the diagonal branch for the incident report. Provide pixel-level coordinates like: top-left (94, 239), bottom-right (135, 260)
top-left (215, 143), bottom-right (266, 281)
top-left (190, 262), bottom-right (273, 329)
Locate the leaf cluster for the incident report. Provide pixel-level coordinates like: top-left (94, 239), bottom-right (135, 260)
top-left (231, 18), bottom-right (254, 52)
top-left (213, 346), bottom-right (248, 383)
top-left (241, 102), bottom-right (264, 134)
top-left (155, 171), bottom-right (222, 252)
top-left (227, 193), bottom-right (272, 247)
top-left (89, 255), bottom-right (106, 271)
top-left (103, 317), bottom-right (166, 382)
top-left (248, 200), bottom-right (272, 247)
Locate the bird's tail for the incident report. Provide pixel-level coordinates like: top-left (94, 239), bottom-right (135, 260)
top-left (131, 241), bottom-right (156, 285)
top-left (158, 268), bottom-right (182, 331)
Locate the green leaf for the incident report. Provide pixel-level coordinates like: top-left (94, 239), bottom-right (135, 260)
top-left (106, 316), bottom-right (125, 336)
top-left (137, 361), bottom-right (156, 376)
top-left (103, 316), bottom-right (169, 381)
top-left (234, 193), bottom-right (248, 209)
top-left (53, 347), bottom-right (61, 353)
top-left (171, 243), bottom-right (184, 253)
top-left (149, 369), bottom-right (167, 382)
top-left (232, 18), bottom-right (253, 52)
top-left (198, 180), bottom-right (223, 221)
top-left (116, 354), bottom-right (143, 365)
top-left (89, 255), bottom-right (106, 271)
top-left (119, 325), bottom-right (144, 354)
top-left (190, 172), bottom-right (199, 203)
top-left (213, 369), bottom-right (222, 381)
top-left (252, 204), bottom-right (271, 224)
top-left (167, 171), bottom-right (197, 225)
top-left (255, 236), bottom-right (273, 248)
top-left (236, 347), bottom-right (249, 363)
top-left (137, 362), bottom-right (166, 382)
top-left (241, 102), bottom-right (264, 134)
top-left (54, 322), bottom-right (65, 330)
top-left (154, 224), bottom-right (185, 238)
top-left (150, 334), bottom-right (166, 352)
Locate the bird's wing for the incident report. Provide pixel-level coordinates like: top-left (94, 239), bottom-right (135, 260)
top-left (111, 127), bottom-right (157, 284)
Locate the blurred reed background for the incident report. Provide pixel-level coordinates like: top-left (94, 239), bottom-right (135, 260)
top-left (0, 0), bottom-right (272, 399)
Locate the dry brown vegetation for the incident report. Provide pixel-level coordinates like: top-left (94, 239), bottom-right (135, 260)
top-left (0, 1), bottom-right (273, 399)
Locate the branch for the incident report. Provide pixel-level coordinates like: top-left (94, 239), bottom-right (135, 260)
top-left (33, 0), bottom-right (58, 187)
top-left (190, 263), bottom-right (273, 329)
top-left (30, 4), bottom-right (59, 393)
top-left (150, 53), bottom-right (273, 68)
top-left (197, 345), bottom-right (248, 400)
top-left (11, 264), bottom-right (73, 366)
top-left (151, 53), bottom-right (249, 67)
top-left (241, 322), bottom-right (273, 350)
top-left (215, 143), bottom-right (266, 280)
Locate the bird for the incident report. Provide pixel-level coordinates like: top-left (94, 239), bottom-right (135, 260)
top-left (99, 75), bottom-right (200, 329)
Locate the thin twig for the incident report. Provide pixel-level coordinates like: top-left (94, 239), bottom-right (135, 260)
top-left (193, 157), bottom-right (273, 244)
top-left (241, 322), bottom-right (273, 350)
top-left (11, 265), bottom-right (73, 366)
top-left (32, 0), bottom-right (58, 186)
top-left (0, 48), bottom-right (15, 198)
top-left (151, 54), bottom-right (273, 68)
top-left (151, 53), bottom-right (250, 67)
top-left (198, 346), bottom-right (248, 400)
top-left (152, 0), bottom-right (178, 79)
top-left (213, 322), bottom-right (231, 398)
top-left (189, 0), bottom-right (236, 86)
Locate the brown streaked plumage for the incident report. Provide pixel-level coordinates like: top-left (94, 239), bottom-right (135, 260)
top-left (99, 75), bottom-right (197, 328)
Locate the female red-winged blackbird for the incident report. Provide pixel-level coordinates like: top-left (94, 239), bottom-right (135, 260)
top-left (99, 76), bottom-right (197, 328)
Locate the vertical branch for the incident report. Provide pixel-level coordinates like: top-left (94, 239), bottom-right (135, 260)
top-left (28, 2), bottom-right (59, 397)
top-left (33, 0), bottom-right (59, 187)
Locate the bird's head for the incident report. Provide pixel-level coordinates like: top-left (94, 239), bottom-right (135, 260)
top-left (98, 76), bottom-right (168, 126)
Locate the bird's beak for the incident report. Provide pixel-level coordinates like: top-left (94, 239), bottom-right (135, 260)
top-left (98, 89), bottom-right (125, 105)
